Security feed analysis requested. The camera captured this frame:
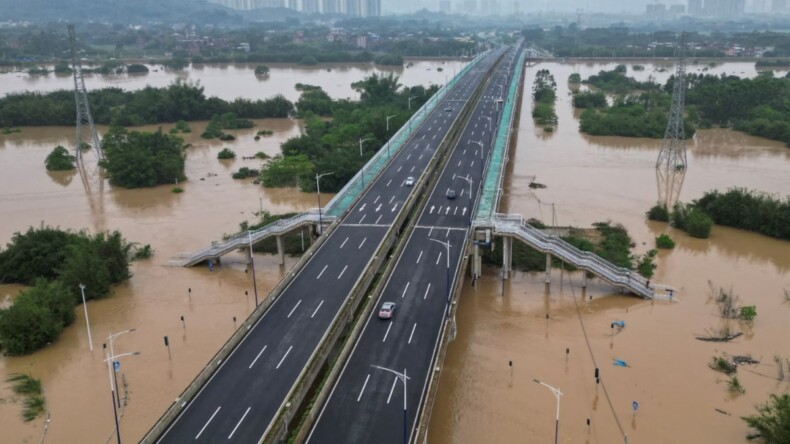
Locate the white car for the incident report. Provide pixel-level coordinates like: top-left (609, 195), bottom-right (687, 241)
top-left (405, 176), bottom-right (415, 186)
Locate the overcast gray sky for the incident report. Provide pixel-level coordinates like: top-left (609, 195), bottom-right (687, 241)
top-left (383, 0), bottom-right (658, 15)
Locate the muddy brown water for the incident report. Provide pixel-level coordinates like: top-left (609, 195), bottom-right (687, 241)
top-left (0, 61), bottom-right (787, 443)
top-left (0, 60), bottom-right (467, 102)
top-left (427, 62), bottom-right (790, 444)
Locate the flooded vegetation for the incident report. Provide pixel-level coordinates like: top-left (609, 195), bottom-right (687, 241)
top-left (0, 60), bottom-right (788, 443)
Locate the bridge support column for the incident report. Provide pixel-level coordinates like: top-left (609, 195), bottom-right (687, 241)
top-left (544, 254), bottom-right (551, 285)
top-left (276, 235), bottom-right (285, 265)
top-left (471, 243), bottom-right (482, 279)
top-left (502, 236), bottom-right (512, 280)
top-left (582, 272), bottom-right (587, 288)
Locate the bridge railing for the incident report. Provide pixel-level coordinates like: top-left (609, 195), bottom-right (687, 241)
top-left (182, 210), bottom-right (334, 265)
top-left (475, 43), bottom-right (526, 222)
top-left (324, 51), bottom-right (488, 217)
top-left (487, 213), bottom-right (654, 298)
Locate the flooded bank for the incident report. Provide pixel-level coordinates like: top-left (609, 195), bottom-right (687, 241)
top-left (0, 59), bottom-right (466, 102)
top-left (428, 62), bottom-right (790, 443)
top-left (0, 60), bottom-right (788, 442)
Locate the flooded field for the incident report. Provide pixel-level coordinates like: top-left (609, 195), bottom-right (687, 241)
top-left (0, 59), bottom-right (466, 102)
top-left (428, 62), bottom-right (790, 443)
top-left (0, 60), bottom-right (788, 443)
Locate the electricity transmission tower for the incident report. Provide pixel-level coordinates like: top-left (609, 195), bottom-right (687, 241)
top-left (656, 32), bottom-right (688, 172)
top-left (68, 24), bottom-right (103, 165)
top-left (655, 33), bottom-right (689, 209)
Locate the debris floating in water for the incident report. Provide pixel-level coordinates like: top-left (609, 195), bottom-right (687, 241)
top-left (613, 358), bottom-right (629, 367)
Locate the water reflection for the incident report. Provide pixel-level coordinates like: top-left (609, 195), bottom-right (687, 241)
top-left (46, 169), bottom-right (76, 187)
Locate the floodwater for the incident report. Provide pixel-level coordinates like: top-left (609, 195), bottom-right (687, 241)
top-left (428, 62), bottom-right (790, 443)
top-left (0, 60), bottom-right (787, 443)
top-left (0, 59), bottom-right (466, 102)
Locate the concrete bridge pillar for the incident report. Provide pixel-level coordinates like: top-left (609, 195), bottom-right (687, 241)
top-left (502, 236), bottom-right (512, 280)
top-left (544, 253), bottom-right (551, 285)
top-left (276, 235), bottom-right (285, 265)
top-left (471, 242), bottom-right (482, 279)
top-left (582, 272), bottom-right (587, 288)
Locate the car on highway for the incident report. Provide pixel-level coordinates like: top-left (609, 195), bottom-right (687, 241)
top-left (444, 106), bottom-right (453, 112)
top-left (446, 189), bottom-right (457, 200)
top-left (405, 176), bottom-right (415, 186)
top-left (378, 302), bottom-right (396, 319)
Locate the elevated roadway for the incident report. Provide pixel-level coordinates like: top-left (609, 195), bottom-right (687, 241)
top-left (306, 45), bottom-right (522, 444)
top-left (148, 49), bottom-right (505, 444)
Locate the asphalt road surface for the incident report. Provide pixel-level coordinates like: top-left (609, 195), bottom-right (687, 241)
top-left (156, 49), bottom-right (504, 444)
top-left (307, 45), bottom-right (520, 444)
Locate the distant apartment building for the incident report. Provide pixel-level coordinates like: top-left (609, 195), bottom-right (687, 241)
top-left (646, 3), bottom-right (667, 18)
top-left (462, 0), bottom-right (477, 14)
top-left (688, 0), bottom-right (703, 14)
top-left (208, 0), bottom-right (380, 15)
top-left (698, 0), bottom-right (745, 17)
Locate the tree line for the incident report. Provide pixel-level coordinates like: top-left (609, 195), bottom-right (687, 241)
top-left (647, 188), bottom-right (789, 240)
top-left (0, 80), bottom-right (293, 127)
top-left (0, 227), bottom-right (148, 355)
top-left (259, 73), bottom-right (439, 193)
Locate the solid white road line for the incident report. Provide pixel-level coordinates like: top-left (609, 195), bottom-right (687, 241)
top-left (316, 265), bottom-right (328, 279)
top-left (401, 282), bottom-right (410, 298)
top-left (311, 300), bottom-right (324, 318)
top-left (357, 374), bottom-right (371, 402)
top-left (424, 283), bottom-right (431, 299)
top-left (338, 265), bottom-right (348, 279)
top-left (408, 323), bottom-right (417, 344)
top-left (382, 322), bottom-right (393, 342)
top-left (358, 237), bottom-right (367, 249)
top-left (248, 345), bottom-right (268, 369)
top-left (276, 346), bottom-right (293, 369)
top-left (195, 406), bottom-right (221, 439)
top-left (340, 237), bottom-right (349, 249)
top-left (287, 300), bottom-right (302, 318)
top-left (416, 250), bottom-right (423, 264)
top-left (227, 407), bottom-right (251, 440)
top-left (386, 376), bottom-right (398, 404)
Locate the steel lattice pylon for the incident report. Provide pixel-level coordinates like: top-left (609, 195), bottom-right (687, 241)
top-left (68, 24), bottom-right (103, 164)
top-left (656, 33), bottom-right (688, 172)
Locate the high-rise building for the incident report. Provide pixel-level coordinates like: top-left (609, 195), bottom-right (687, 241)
top-left (646, 3), bottom-right (667, 18)
top-left (303, 0), bottom-right (320, 12)
top-left (688, 0), bottom-right (702, 15)
top-left (462, 0), bottom-right (477, 14)
top-left (364, 0), bottom-right (381, 16)
top-left (287, 0), bottom-right (298, 10)
top-left (346, 0), bottom-right (361, 15)
top-left (322, 0), bottom-right (340, 13)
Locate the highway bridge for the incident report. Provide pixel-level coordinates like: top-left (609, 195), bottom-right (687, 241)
top-left (147, 48), bottom-right (508, 444)
top-left (147, 40), bottom-right (670, 444)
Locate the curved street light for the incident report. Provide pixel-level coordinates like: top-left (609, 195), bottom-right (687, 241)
top-left (533, 378), bottom-right (563, 444)
top-left (371, 365), bottom-right (410, 444)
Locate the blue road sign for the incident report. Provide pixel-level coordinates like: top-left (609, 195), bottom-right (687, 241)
top-left (632, 401), bottom-right (639, 412)
top-left (113, 361), bottom-right (120, 373)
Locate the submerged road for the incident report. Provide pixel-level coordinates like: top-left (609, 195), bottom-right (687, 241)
top-left (307, 45), bottom-right (520, 444)
top-left (156, 50), bottom-right (504, 443)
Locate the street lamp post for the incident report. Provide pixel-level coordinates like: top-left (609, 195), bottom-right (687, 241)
top-left (533, 378), bottom-right (563, 444)
top-left (78, 284), bottom-right (93, 351)
top-left (358, 138), bottom-right (372, 188)
top-left (408, 96), bottom-right (418, 111)
top-left (428, 238), bottom-right (451, 317)
top-left (371, 365), bottom-right (410, 444)
top-left (455, 176), bottom-right (473, 226)
top-left (105, 351), bottom-right (140, 444)
top-left (248, 231), bottom-right (259, 307)
top-left (315, 172), bottom-right (334, 236)
top-left (358, 137), bottom-right (371, 157)
top-left (386, 115), bottom-right (397, 158)
top-left (108, 329), bottom-right (135, 409)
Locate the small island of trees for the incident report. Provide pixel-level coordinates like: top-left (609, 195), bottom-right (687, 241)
top-left (100, 127), bottom-right (186, 188)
